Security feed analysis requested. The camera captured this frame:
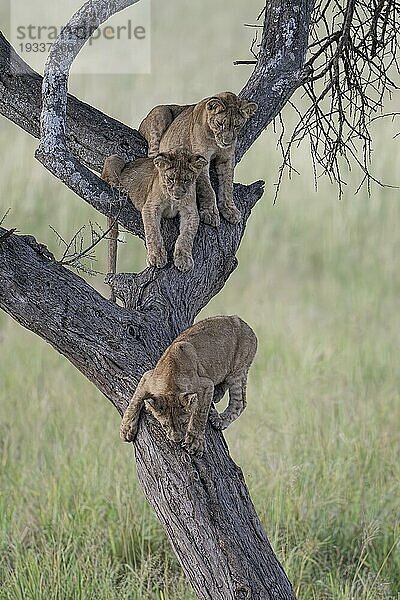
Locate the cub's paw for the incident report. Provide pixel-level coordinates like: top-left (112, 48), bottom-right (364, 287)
top-left (209, 409), bottom-right (224, 430)
top-left (182, 432), bottom-right (205, 456)
top-left (199, 207), bottom-right (220, 228)
top-left (220, 204), bottom-right (241, 225)
top-left (174, 248), bottom-right (194, 273)
top-left (147, 247), bottom-right (167, 269)
top-left (120, 418), bottom-right (138, 443)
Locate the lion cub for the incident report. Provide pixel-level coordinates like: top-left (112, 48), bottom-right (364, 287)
top-left (102, 150), bottom-right (207, 272)
top-left (139, 92), bottom-right (258, 227)
top-left (120, 315), bottom-right (257, 456)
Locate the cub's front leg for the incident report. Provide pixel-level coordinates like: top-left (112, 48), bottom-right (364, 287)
top-left (174, 204), bottom-right (200, 272)
top-left (215, 154), bottom-right (241, 224)
top-left (142, 204), bottom-right (167, 268)
top-left (120, 371), bottom-right (153, 442)
top-left (183, 378), bottom-right (214, 456)
top-left (196, 168), bottom-right (220, 228)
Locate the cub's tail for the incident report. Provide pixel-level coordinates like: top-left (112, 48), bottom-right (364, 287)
top-left (101, 155), bottom-right (126, 303)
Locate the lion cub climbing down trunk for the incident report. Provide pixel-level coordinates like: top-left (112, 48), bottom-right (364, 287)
top-left (102, 149), bottom-right (207, 275)
top-left (120, 315), bottom-right (257, 456)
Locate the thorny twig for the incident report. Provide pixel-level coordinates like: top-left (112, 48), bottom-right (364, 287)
top-left (49, 209), bottom-right (122, 276)
top-left (234, 7), bottom-right (265, 65)
top-left (241, 0), bottom-right (400, 199)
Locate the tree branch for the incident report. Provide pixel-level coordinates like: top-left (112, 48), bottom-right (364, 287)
top-left (35, 1), bottom-right (149, 236)
top-left (0, 226), bottom-right (148, 410)
top-left (237, 0), bottom-right (315, 161)
top-left (0, 31), bottom-right (147, 172)
top-left (0, 29), bottom-right (146, 237)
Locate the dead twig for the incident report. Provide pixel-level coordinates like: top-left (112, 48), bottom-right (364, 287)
top-left (0, 208), bottom-right (11, 227)
top-left (246, 0), bottom-right (400, 199)
top-left (0, 228), bottom-right (17, 244)
top-left (49, 207), bottom-right (122, 276)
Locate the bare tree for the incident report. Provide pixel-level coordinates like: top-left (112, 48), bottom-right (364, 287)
top-left (0, 0), bottom-right (398, 598)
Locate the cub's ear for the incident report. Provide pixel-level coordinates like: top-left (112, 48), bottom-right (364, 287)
top-left (153, 153), bottom-right (172, 170)
top-left (240, 100), bottom-right (258, 119)
top-left (206, 97), bottom-right (225, 114)
top-left (189, 154), bottom-right (208, 173)
top-left (179, 392), bottom-right (198, 410)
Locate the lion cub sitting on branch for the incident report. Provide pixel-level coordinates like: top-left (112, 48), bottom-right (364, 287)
top-left (120, 315), bottom-right (257, 456)
top-left (139, 91), bottom-right (258, 227)
top-left (102, 149), bottom-right (207, 273)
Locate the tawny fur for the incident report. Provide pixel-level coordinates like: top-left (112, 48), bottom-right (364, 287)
top-left (120, 315), bottom-right (257, 456)
top-left (139, 92), bottom-right (258, 228)
top-left (102, 150), bottom-right (207, 275)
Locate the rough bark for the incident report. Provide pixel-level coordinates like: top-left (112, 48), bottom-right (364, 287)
top-left (237, 0), bottom-right (315, 162)
top-left (0, 229), bottom-right (146, 411)
top-left (35, 0), bottom-right (149, 237)
top-left (0, 0), bottom-right (317, 597)
top-left (0, 32), bottom-right (147, 172)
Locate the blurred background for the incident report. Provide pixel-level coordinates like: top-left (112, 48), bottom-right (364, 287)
top-left (0, 1), bottom-right (399, 598)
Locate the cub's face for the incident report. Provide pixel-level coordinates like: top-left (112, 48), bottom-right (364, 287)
top-left (144, 392), bottom-right (197, 443)
top-left (154, 151), bottom-right (207, 200)
top-left (206, 93), bottom-right (258, 149)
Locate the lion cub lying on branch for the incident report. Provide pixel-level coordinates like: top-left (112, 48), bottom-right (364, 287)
top-left (120, 315), bottom-right (257, 456)
top-left (102, 149), bottom-right (207, 272)
top-left (139, 91), bottom-right (258, 227)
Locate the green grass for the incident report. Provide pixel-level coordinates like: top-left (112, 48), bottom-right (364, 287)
top-left (1, 1), bottom-right (400, 597)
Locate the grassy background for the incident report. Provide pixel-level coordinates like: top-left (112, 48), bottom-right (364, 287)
top-left (0, 1), bottom-right (399, 598)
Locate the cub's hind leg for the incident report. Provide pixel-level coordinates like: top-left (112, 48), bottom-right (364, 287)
top-left (139, 106), bottom-right (176, 157)
top-left (215, 371), bottom-right (249, 430)
top-left (208, 381), bottom-right (228, 429)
